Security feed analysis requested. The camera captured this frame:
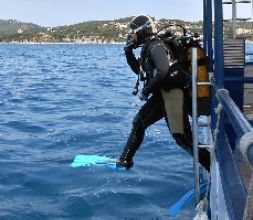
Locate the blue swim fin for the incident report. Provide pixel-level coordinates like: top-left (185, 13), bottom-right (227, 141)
top-left (71, 154), bottom-right (125, 170)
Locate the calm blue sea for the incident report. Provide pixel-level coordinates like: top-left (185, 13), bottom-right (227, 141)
top-left (0, 43), bottom-right (252, 220)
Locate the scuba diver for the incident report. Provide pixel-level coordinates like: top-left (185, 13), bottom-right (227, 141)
top-left (116, 14), bottom-right (210, 171)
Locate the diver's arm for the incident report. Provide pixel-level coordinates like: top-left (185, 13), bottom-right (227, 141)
top-left (124, 47), bottom-right (140, 75)
top-left (142, 42), bottom-right (170, 95)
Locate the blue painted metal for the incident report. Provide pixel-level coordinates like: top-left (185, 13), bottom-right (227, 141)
top-left (215, 128), bottom-right (246, 220)
top-left (217, 89), bottom-right (253, 168)
top-left (213, 0), bottom-right (224, 89)
top-left (206, 0), bottom-right (213, 72)
top-left (211, 0), bottom-right (225, 131)
top-left (217, 89), bottom-right (252, 138)
top-left (224, 77), bottom-right (253, 83)
top-left (203, 0), bottom-right (213, 71)
top-left (210, 1), bottom-right (251, 219)
top-left (223, 68), bottom-right (244, 150)
top-left (224, 68), bottom-right (244, 111)
top-left (203, 0), bottom-right (207, 51)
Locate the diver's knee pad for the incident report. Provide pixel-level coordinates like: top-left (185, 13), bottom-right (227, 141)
top-left (161, 89), bottom-right (184, 134)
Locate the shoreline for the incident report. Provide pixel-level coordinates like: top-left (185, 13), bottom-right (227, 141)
top-left (0, 41), bottom-right (125, 45)
top-left (1, 39), bottom-right (253, 45)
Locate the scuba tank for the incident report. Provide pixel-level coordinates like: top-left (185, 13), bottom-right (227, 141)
top-left (158, 25), bottom-right (211, 115)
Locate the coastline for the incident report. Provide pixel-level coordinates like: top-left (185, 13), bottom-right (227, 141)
top-left (1, 39), bottom-right (252, 45)
top-left (0, 41), bottom-right (125, 45)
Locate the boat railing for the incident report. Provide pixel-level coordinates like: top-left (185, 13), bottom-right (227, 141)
top-left (214, 88), bottom-right (253, 220)
top-left (210, 54), bottom-right (253, 219)
top-left (191, 43), bottom-right (253, 218)
top-left (216, 88), bottom-right (253, 165)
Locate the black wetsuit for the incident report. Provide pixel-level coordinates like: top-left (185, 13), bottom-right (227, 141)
top-left (119, 38), bottom-right (210, 171)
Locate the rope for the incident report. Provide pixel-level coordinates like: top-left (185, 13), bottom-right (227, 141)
top-left (213, 103), bottom-right (223, 145)
top-left (214, 94), bottom-right (253, 219)
top-left (206, 88), bottom-right (253, 219)
top-left (193, 198), bottom-right (209, 220)
top-left (240, 131), bottom-right (253, 166)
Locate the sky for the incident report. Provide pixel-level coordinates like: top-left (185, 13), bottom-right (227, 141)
top-left (0, 0), bottom-right (252, 27)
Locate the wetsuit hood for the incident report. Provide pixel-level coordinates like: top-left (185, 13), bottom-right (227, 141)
top-left (126, 15), bottom-right (157, 48)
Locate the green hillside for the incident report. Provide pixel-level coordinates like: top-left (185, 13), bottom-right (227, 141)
top-left (0, 18), bottom-right (252, 43)
top-left (0, 19), bottom-right (45, 34)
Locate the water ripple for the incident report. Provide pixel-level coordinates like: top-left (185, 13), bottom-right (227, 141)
top-left (0, 43), bottom-right (223, 219)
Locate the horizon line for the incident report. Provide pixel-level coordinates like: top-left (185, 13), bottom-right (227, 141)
top-left (0, 17), bottom-right (204, 28)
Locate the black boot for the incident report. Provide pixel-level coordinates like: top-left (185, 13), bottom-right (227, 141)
top-left (199, 148), bottom-right (210, 172)
top-left (116, 128), bottom-right (143, 170)
top-left (116, 149), bottom-right (135, 169)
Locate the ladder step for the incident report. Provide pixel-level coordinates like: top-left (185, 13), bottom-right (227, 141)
top-left (198, 144), bottom-right (212, 149)
top-left (198, 122), bottom-right (210, 127)
top-left (197, 82), bottom-right (212, 86)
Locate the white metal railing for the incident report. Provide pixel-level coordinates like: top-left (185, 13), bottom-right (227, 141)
top-left (191, 47), bottom-right (213, 205)
top-left (192, 47), bottom-right (201, 204)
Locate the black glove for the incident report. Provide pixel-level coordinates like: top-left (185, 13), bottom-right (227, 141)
top-left (139, 89), bottom-right (149, 101)
top-left (126, 33), bottom-right (138, 48)
top-left (124, 45), bottom-right (133, 52)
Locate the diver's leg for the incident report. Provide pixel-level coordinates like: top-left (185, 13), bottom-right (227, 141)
top-left (172, 134), bottom-right (210, 171)
top-left (117, 94), bottom-right (164, 169)
top-left (161, 88), bottom-right (210, 171)
top-left (182, 89), bottom-right (211, 171)
top-left (198, 149), bottom-right (210, 171)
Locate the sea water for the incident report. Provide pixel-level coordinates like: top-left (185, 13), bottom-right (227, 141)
top-left (0, 43), bottom-right (252, 220)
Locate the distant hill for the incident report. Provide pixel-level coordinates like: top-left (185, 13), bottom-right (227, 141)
top-left (0, 19), bottom-right (45, 36)
top-left (0, 18), bottom-right (252, 43)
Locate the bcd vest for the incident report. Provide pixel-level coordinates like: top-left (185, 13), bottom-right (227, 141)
top-left (140, 38), bottom-right (190, 92)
